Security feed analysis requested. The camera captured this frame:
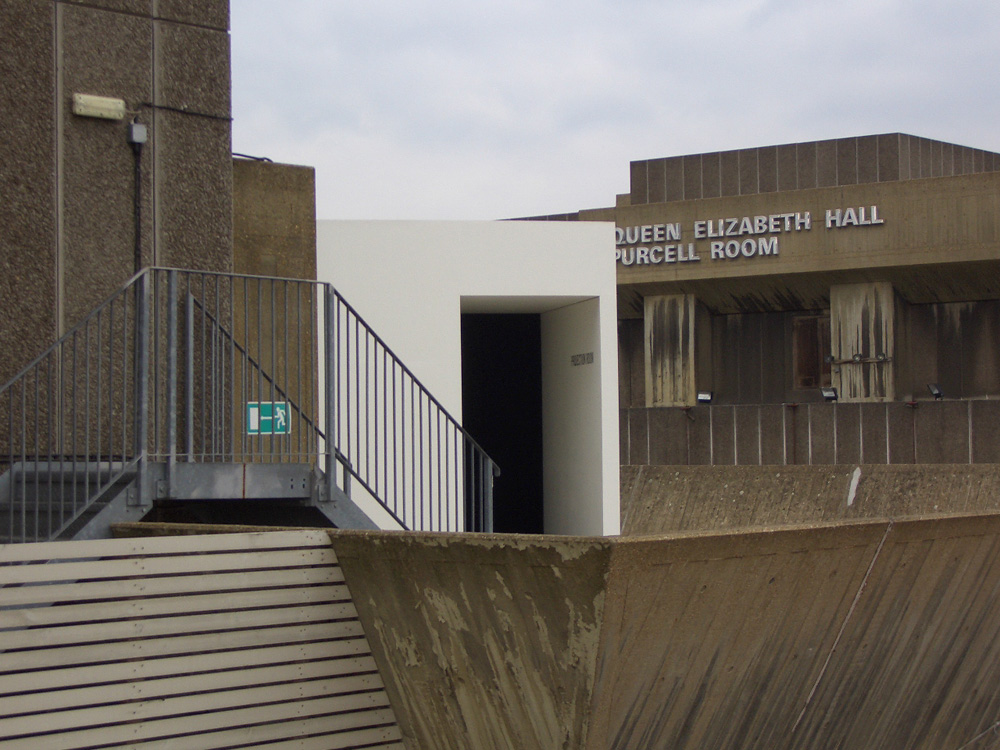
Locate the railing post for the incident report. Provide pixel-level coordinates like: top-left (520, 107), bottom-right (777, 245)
top-left (165, 271), bottom-right (178, 495)
top-left (185, 290), bottom-right (194, 461)
top-left (323, 284), bottom-right (336, 504)
top-left (132, 271), bottom-right (151, 507)
top-left (484, 461), bottom-right (498, 533)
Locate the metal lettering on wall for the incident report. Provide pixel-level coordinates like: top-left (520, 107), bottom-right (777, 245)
top-left (615, 205), bottom-right (884, 266)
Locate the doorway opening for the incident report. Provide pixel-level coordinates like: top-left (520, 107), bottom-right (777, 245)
top-left (461, 313), bottom-right (544, 534)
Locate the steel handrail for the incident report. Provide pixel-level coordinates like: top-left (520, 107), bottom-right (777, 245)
top-left (1, 267), bottom-right (496, 542)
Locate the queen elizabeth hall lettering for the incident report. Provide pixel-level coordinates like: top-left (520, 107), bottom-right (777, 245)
top-left (616, 208), bottom-right (882, 266)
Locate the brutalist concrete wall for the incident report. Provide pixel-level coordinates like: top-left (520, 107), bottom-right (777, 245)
top-left (629, 134), bottom-right (1000, 206)
top-left (331, 531), bottom-right (613, 750)
top-left (0, 0), bottom-right (232, 387)
top-left (231, 159), bottom-right (318, 458)
top-left (233, 159), bottom-right (316, 280)
top-left (590, 516), bottom-right (1000, 749)
top-left (0, 0), bottom-right (58, 386)
top-left (620, 464), bottom-right (1000, 536)
top-left (331, 517), bottom-right (1000, 750)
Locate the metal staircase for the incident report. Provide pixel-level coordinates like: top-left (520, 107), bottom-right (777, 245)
top-left (1, 268), bottom-right (497, 543)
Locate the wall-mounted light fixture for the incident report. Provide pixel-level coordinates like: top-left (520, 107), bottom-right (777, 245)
top-left (696, 391), bottom-right (713, 404)
top-left (851, 353), bottom-right (863, 363)
top-left (72, 93), bottom-right (127, 120)
top-left (927, 383), bottom-right (944, 400)
top-left (876, 352), bottom-right (888, 362)
top-left (821, 387), bottom-right (838, 402)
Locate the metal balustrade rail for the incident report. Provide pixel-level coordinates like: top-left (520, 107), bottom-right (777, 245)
top-left (1, 268), bottom-right (496, 543)
top-left (0, 274), bottom-right (144, 543)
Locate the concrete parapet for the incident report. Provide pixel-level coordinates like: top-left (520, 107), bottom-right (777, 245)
top-left (330, 531), bottom-right (612, 749)
top-left (621, 464), bottom-right (1000, 535)
top-left (330, 516), bottom-right (1000, 749)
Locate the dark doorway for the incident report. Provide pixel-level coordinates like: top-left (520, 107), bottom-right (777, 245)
top-left (461, 313), bottom-right (544, 534)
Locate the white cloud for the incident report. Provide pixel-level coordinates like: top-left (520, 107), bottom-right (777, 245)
top-left (231, 0), bottom-right (1000, 219)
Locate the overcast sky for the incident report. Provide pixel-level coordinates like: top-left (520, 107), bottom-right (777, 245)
top-left (231, 0), bottom-right (1000, 221)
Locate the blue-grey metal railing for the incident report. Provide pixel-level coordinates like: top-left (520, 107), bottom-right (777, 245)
top-left (1, 268), bottom-right (496, 542)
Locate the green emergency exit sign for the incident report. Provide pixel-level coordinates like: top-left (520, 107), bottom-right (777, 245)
top-left (247, 401), bottom-right (290, 435)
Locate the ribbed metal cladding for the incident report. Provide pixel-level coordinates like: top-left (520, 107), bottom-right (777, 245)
top-left (0, 530), bottom-right (403, 749)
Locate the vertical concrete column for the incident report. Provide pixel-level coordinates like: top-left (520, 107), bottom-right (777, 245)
top-left (644, 294), bottom-right (709, 406)
top-left (830, 282), bottom-right (898, 401)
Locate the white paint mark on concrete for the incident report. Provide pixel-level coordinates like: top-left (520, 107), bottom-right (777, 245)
top-left (847, 466), bottom-right (862, 507)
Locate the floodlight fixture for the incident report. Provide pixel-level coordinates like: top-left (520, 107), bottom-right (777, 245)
top-left (72, 93), bottom-right (126, 120)
top-left (697, 391), bottom-right (713, 404)
top-left (821, 387), bottom-right (838, 402)
top-left (927, 383), bottom-right (943, 400)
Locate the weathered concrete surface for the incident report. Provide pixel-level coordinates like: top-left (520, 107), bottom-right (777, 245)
top-left (591, 516), bottom-right (1000, 749)
top-left (621, 464), bottom-right (1000, 535)
top-left (331, 517), bottom-right (1000, 750)
top-left (233, 159), bottom-right (317, 280)
top-left (330, 532), bottom-right (612, 750)
top-left (1, 0), bottom-right (232, 385)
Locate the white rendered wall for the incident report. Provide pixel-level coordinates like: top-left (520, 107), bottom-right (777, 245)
top-left (317, 220), bottom-right (619, 536)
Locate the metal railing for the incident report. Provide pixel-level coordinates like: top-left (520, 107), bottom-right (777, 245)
top-left (1, 268), bottom-right (496, 542)
top-left (1, 275), bottom-right (144, 543)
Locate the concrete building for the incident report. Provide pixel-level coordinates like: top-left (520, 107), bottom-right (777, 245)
top-left (0, 0), bottom-right (234, 388)
top-left (542, 134), bottom-right (1000, 468)
top-left (8, 4), bottom-right (1000, 747)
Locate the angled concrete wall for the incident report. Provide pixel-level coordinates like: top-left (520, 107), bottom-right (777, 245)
top-left (332, 516), bottom-right (1000, 750)
top-left (331, 531), bottom-right (612, 749)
